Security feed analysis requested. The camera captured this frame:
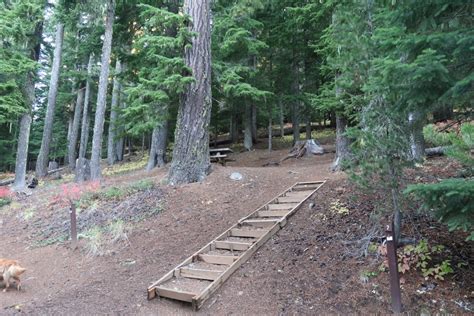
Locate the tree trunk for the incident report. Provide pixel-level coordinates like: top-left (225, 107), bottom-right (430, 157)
top-left (306, 118), bottom-right (312, 139)
top-left (14, 112), bottom-right (32, 189)
top-left (115, 61), bottom-right (127, 162)
top-left (408, 111), bottom-right (425, 161)
top-left (230, 104), bottom-right (238, 143)
top-left (268, 105), bottom-right (272, 152)
top-left (107, 59), bottom-right (122, 165)
top-left (168, 0), bottom-right (212, 185)
top-left (433, 105), bottom-right (453, 122)
top-left (147, 120), bottom-right (169, 171)
top-left (292, 62), bottom-right (300, 143)
top-left (36, 23), bottom-right (64, 177)
top-left (115, 132), bottom-right (124, 161)
top-left (388, 165), bottom-right (402, 242)
top-left (332, 114), bottom-right (350, 171)
top-left (244, 103), bottom-right (253, 151)
top-left (128, 138), bottom-right (132, 156)
top-left (251, 103), bottom-right (257, 143)
top-left (67, 84), bottom-right (85, 169)
top-left (13, 19), bottom-right (42, 190)
top-left (279, 98), bottom-right (284, 138)
top-left (67, 114), bottom-right (73, 150)
top-left (78, 54), bottom-right (94, 161)
top-left (90, 0), bottom-right (116, 180)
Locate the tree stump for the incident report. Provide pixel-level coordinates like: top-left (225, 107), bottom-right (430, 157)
top-left (75, 158), bottom-right (91, 182)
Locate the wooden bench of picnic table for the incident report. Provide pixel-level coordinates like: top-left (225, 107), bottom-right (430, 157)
top-left (209, 148), bottom-right (233, 165)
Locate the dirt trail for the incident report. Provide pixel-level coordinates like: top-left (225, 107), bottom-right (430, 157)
top-left (2, 148), bottom-right (471, 315)
top-left (1, 149), bottom-right (339, 315)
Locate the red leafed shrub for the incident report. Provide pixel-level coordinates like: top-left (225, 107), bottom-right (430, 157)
top-left (52, 181), bottom-right (101, 207)
top-left (0, 186), bottom-right (12, 199)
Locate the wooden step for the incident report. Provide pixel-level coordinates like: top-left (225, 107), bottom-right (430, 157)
top-left (180, 267), bottom-right (222, 281)
top-left (198, 254), bottom-right (239, 265)
top-left (258, 210), bottom-right (289, 217)
top-left (147, 180), bottom-right (326, 310)
top-left (291, 185), bottom-right (320, 191)
top-left (156, 287), bottom-right (197, 303)
top-left (267, 203), bottom-right (298, 210)
top-left (230, 228), bottom-right (267, 238)
top-left (276, 196), bottom-right (305, 203)
top-left (242, 219), bottom-right (279, 228)
top-left (283, 191), bottom-right (311, 198)
top-left (214, 240), bottom-right (252, 251)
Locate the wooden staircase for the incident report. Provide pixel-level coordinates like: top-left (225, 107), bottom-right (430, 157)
top-left (147, 180), bottom-right (326, 310)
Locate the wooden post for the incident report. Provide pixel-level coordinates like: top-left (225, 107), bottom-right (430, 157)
top-left (70, 200), bottom-right (77, 248)
top-left (386, 221), bottom-right (402, 313)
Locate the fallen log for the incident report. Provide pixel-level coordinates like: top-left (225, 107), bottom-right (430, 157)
top-left (0, 178), bottom-right (14, 186)
top-left (0, 166), bottom-right (67, 187)
top-left (425, 146), bottom-right (448, 157)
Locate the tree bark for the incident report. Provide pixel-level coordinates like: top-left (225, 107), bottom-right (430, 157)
top-left (78, 54), bottom-right (94, 161)
top-left (292, 61), bottom-right (300, 143)
top-left (168, 0), bottom-right (212, 185)
top-left (147, 120), bottom-right (169, 171)
top-left (14, 112), bottom-right (32, 189)
top-left (408, 111), bottom-right (425, 161)
top-left (244, 103), bottom-right (253, 150)
top-left (68, 84), bottom-right (85, 169)
top-left (90, 0), bottom-right (116, 180)
top-left (36, 23), bottom-right (64, 177)
top-left (279, 98), bottom-right (284, 138)
top-left (332, 114), bottom-right (350, 171)
top-left (268, 105), bottom-right (272, 152)
top-left (230, 104), bottom-right (238, 143)
top-left (306, 118), bottom-right (312, 139)
top-left (251, 103), bottom-right (257, 143)
top-left (13, 19), bottom-right (42, 190)
top-left (67, 114), bottom-right (73, 150)
top-left (107, 59), bottom-right (122, 165)
top-left (433, 105), bottom-right (453, 122)
top-left (114, 61), bottom-right (127, 162)
top-left (388, 165), bottom-right (402, 242)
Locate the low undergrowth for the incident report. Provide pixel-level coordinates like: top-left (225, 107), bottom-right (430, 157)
top-left (26, 178), bottom-right (163, 252)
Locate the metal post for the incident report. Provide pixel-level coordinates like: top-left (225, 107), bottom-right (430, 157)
top-left (70, 200), bottom-right (77, 249)
top-left (386, 221), bottom-right (402, 313)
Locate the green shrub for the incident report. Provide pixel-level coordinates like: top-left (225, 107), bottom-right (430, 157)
top-left (0, 198), bottom-right (11, 208)
top-left (405, 179), bottom-right (474, 240)
top-left (406, 123), bottom-right (474, 240)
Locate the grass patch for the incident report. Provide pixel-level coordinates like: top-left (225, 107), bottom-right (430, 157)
top-left (79, 221), bottom-right (133, 256)
top-left (101, 186), bottom-right (126, 199)
top-left (22, 208), bottom-right (35, 220)
top-left (102, 155), bottom-right (148, 177)
top-left (128, 179), bottom-right (154, 191)
top-left (0, 198), bottom-right (11, 208)
top-left (329, 200), bottom-right (350, 216)
top-left (108, 219), bottom-right (130, 243)
top-left (80, 226), bottom-right (104, 256)
top-left (31, 235), bottom-right (67, 248)
top-left (100, 179), bottom-right (155, 201)
top-left (133, 203), bottom-right (163, 222)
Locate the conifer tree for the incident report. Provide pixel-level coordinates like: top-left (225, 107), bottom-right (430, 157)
top-left (90, 0), bottom-right (116, 180)
top-left (168, 0), bottom-right (213, 184)
top-left (36, 21), bottom-right (65, 177)
top-left (0, 1), bottom-right (44, 189)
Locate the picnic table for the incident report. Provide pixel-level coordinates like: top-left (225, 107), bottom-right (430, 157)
top-left (209, 147), bottom-right (233, 165)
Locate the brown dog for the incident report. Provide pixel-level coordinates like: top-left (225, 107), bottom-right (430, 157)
top-left (0, 259), bottom-right (26, 292)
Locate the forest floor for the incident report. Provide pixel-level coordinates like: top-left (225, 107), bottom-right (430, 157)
top-left (0, 133), bottom-right (472, 315)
